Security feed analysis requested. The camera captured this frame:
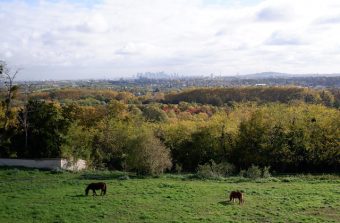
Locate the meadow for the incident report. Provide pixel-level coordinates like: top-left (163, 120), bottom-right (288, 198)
top-left (0, 168), bottom-right (339, 223)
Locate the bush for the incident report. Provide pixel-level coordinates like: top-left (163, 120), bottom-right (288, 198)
top-left (175, 164), bottom-right (183, 174)
top-left (126, 129), bottom-right (172, 176)
top-left (118, 175), bottom-right (130, 180)
top-left (6, 168), bottom-right (20, 176)
top-left (262, 166), bottom-right (271, 178)
top-left (241, 165), bottom-right (272, 179)
top-left (50, 167), bottom-right (64, 174)
top-left (245, 165), bottom-right (262, 179)
top-left (239, 169), bottom-right (246, 177)
top-left (211, 161), bottom-right (235, 177)
top-left (197, 163), bottom-right (215, 179)
top-left (197, 160), bottom-right (235, 179)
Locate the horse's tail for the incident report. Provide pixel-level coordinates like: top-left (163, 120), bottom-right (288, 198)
top-left (241, 193), bottom-right (244, 203)
top-left (103, 183), bottom-right (107, 195)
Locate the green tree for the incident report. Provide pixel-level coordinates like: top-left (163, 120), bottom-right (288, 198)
top-left (61, 123), bottom-right (95, 162)
top-left (93, 118), bottom-right (132, 169)
top-left (319, 90), bottom-right (335, 107)
top-left (142, 104), bottom-right (168, 122)
top-left (232, 111), bottom-right (270, 169)
top-left (12, 100), bottom-right (70, 158)
top-left (126, 128), bottom-right (172, 175)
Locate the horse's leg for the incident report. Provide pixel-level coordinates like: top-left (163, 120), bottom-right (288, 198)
top-left (93, 189), bottom-right (97, 196)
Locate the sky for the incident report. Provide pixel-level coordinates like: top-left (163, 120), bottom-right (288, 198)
top-left (1, 0), bottom-right (340, 80)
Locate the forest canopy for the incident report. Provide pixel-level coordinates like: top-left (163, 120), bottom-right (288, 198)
top-left (0, 84), bottom-right (339, 174)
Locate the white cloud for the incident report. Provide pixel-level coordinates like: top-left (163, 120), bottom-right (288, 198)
top-left (73, 14), bottom-right (110, 33)
top-left (256, 5), bottom-right (294, 22)
top-left (1, 0), bottom-right (340, 80)
top-left (265, 31), bottom-right (304, 46)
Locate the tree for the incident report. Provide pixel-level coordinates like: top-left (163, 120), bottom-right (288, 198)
top-left (142, 104), bottom-right (168, 122)
top-left (93, 118), bottom-right (132, 169)
top-left (0, 62), bottom-right (20, 157)
top-left (0, 61), bottom-right (3, 74)
top-left (0, 61), bottom-right (20, 129)
top-left (126, 128), bottom-right (172, 175)
top-left (319, 90), bottom-right (335, 107)
top-left (232, 111), bottom-right (270, 169)
top-left (16, 83), bottom-right (33, 149)
top-left (61, 123), bottom-right (95, 162)
top-left (266, 124), bottom-right (292, 172)
top-left (12, 100), bottom-right (70, 158)
top-left (220, 124), bottom-right (235, 161)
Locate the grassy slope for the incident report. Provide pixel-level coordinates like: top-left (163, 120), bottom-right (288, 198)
top-left (0, 169), bottom-right (339, 223)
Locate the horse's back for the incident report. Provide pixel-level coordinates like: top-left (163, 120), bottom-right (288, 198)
top-left (88, 182), bottom-right (106, 189)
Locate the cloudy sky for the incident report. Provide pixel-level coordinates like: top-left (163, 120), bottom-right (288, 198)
top-left (1, 0), bottom-right (340, 80)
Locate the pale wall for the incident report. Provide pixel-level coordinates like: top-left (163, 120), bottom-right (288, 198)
top-left (61, 159), bottom-right (87, 171)
top-left (0, 158), bottom-right (87, 171)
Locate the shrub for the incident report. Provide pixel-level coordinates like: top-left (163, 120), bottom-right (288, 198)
top-left (175, 164), bottom-right (183, 174)
top-left (241, 165), bottom-right (272, 179)
top-left (197, 163), bottom-right (215, 179)
top-left (245, 165), bottom-right (262, 179)
top-left (239, 169), bottom-right (246, 177)
top-left (197, 160), bottom-right (235, 179)
top-left (6, 168), bottom-right (20, 176)
top-left (262, 166), bottom-right (271, 178)
top-left (126, 129), bottom-right (172, 176)
top-left (118, 175), bottom-right (130, 180)
top-left (211, 161), bottom-right (235, 177)
top-left (50, 167), bottom-right (64, 174)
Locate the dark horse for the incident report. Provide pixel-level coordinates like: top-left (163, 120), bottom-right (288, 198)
top-left (85, 182), bottom-right (107, 196)
top-left (229, 191), bottom-right (244, 204)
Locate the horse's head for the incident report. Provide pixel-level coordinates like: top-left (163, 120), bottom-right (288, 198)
top-left (85, 186), bottom-right (89, 196)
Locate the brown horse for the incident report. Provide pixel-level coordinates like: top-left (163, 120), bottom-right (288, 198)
top-left (85, 182), bottom-right (107, 196)
top-left (229, 191), bottom-right (244, 204)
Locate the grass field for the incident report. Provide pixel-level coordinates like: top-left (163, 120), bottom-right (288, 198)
top-left (0, 168), bottom-right (339, 223)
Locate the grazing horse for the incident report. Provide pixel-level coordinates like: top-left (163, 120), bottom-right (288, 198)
top-left (229, 191), bottom-right (244, 204)
top-left (85, 182), bottom-right (107, 196)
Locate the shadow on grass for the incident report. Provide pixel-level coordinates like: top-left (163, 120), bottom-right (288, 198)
top-left (218, 200), bottom-right (233, 206)
top-left (67, 194), bottom-right (87, 198)
top-left (0, 166), bottom-right (50, 172)
top-left (78, 171), bottom-right (130, 180)
top-left (78, 171), bottom-right (166, 181)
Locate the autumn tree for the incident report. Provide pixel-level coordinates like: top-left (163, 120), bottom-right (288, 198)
top-left (126, 127), bottom-right (172, 175)
top-left (0, 62), bottom-right (20, 129)
top-left (0, 62), bottom-right (20, 157)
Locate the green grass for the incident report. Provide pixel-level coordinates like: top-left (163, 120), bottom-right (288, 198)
top-left (0, 168), bottom-right (339, 223)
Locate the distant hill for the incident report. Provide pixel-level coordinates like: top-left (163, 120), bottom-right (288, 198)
top-left (238, 72), bottom-right (340, 79)
top-left (164, 87), bottom-right (336, 107)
